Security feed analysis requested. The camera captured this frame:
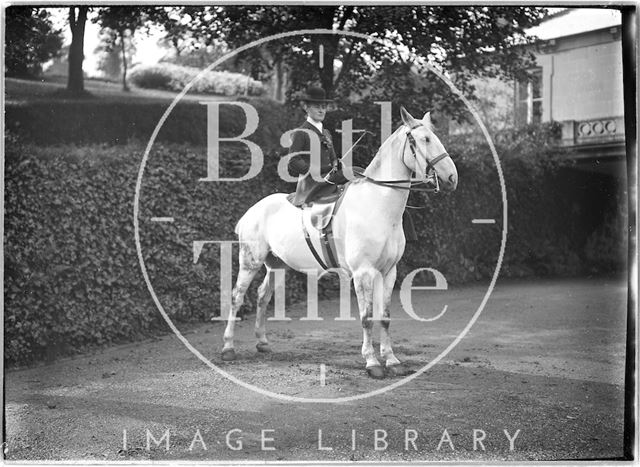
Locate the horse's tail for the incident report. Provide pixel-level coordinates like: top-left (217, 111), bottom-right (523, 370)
top-left (234, 203), bottom-right (263, 241)
top-left (234, 217), bottom-right (243, 237)
top-left (234, 211), bottom-right (252, 238)
top-left (233, 193), bottom-right (293, 271)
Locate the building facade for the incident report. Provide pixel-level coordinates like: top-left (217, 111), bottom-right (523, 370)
top-left (517, 8), bottom-right (628, 271)
top-left (519, 9), bottom-right (625, 174)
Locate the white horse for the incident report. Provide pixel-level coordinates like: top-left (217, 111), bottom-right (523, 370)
top-left (221, 107), bottom-right (458, 379)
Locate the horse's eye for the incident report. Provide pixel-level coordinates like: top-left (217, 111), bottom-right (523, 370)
top-left (425, 137), bottom-right (430, 144)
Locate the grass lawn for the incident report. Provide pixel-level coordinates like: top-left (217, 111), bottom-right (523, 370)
top-left (5, 76), bottom-right (233, 105)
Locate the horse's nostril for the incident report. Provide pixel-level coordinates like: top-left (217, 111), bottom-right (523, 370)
top-left (449, 174), bottom-right (456, 184)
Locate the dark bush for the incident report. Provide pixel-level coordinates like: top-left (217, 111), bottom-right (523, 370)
top-left (129, 63), bottom-right (265, 96)
top-left (5, 7), bottom-right (63, 78)
top-left (128, 65), bottom-right (172, 90)
top-left (583, 195), bottom-right (628, 273)
top-left (3, 139), bottom-right (300, 366)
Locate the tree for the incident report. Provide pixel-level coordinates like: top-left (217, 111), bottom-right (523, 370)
top-left (67, 6), bottom-right (89, 94)
top-left (94, 30), bottom-right (136, 81)
top-left (190, 6), bottom-right (547, 119)
top-left (157, 6), bottom-right (205, 58)
top-left (5, 7), bottom-right (63, 78)
top-left (93, 6), bottom-right (169, 91)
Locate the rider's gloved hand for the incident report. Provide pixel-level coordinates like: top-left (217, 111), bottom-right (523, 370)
top-left (323, 167), bottom-right (337, 183)
top-left (324, 168), bottom-right (349, 185)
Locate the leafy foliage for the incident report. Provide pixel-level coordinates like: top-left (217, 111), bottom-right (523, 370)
top-left (583, 185), bottom-right (628, 273)
top-left (161, 43), bottom-right (231, 70)
top-left (5, 7), bottom-right (64, 78)
top-left (129, 63), bottom-right (264, 96)
top-left (189, 6), bottom-right (547, 112)
top-left (92, 6), bottom-right (170, 90)
top-left (93, 28), bottom-right (135, 81)
top-left (4, 100), bottom-right (296, 366)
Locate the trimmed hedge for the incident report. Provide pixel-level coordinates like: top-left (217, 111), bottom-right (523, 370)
top-left (5, 97), bottom-right (289, 146)
top-left (4, 139), bottom-right (297, 365)
top-left (129, 63), bottom-right (264, 97)
top-left (4, 103), bottom-right (627, 366)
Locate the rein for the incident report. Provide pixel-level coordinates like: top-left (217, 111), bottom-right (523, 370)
top-left (351, 124), bottom-right (451, 194)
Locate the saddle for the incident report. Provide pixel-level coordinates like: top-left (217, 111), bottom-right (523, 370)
top-left (286, 184), bottom-right (349, 270)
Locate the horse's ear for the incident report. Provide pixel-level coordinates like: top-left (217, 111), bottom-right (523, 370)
top-left (400, 106), bottom-right (417, 127)
top-left (422, 111), bottom-right (433, 129)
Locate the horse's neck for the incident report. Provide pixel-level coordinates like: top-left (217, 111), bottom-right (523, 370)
top-left (359, 128), bottom-right (412, 222)
top-left (364, 128), bottom-right (412, 181)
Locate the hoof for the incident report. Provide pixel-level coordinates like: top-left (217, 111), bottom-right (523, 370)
top-left (256, 343), bottom-right (272, 353)
top-left (221, 348), bottom-right (236, 361)
top-left (386, 363), bottom-right (411, 377)
top-left (366, 365), bottom-right (386, 379)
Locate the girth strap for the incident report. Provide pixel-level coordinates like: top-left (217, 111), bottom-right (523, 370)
top-left (301, 186), bottom-right (349, 271)
top-left (321, 190), bottom-right (347, 269)
top-left (319, 230), bottom-right (339, 269)
top-left (301, 214), bottom-right (329, 270)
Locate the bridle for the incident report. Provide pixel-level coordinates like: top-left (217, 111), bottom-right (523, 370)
top-left (402, 123), bottom-right (451, 192)
top-left (355, 123), bottom-right (451, 194)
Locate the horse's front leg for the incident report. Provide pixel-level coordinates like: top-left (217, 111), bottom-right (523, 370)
top-left (354, 269), bottom-right (385, 379)
top-left (380, 266), bottom-right (410, 376)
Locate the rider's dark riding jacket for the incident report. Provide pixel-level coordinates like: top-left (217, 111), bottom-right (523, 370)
top-left (286, 120), bottom-right (349, 207)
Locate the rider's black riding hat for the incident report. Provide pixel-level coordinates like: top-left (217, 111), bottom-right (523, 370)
top-left (298, 84), bottom-right (334, 104)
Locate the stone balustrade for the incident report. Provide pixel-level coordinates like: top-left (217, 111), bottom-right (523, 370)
top-left (560, 116), bottom-right (625, 147)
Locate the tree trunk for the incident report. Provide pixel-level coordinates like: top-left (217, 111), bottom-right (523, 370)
top-left (120, 31), bottom-right (129, 91)
top-left (321, 6), bottom-right (354, 97)
top-left (67, 6), bottom-right (88, 94)
top-left (316, 7), bottom-right (342, 96)
top-left (318, 37), bottom-right (337, 97)
top-left (274, 60), bottom-right (284, 102)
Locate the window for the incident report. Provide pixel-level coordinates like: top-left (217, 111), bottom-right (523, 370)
top-left (515, 68), bottom-right (542, 126)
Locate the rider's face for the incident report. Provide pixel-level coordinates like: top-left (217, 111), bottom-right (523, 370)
top-left (303, 102), bottom-right (327, 123)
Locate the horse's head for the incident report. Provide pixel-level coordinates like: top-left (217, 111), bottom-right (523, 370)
top-left (400, 107), bottom-right (458, 192)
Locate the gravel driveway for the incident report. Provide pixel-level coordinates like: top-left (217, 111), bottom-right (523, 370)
top-left (5, 277), bottom-right (628, 461)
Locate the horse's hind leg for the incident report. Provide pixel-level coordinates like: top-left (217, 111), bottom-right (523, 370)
top-left (353, 268), bottom-right (385, 379)
top-left (255, 269), bottom-right (275, 353)
top-left (221, 243), bottom-right (265, 361)
top-left (380, 266), bottom-right (410, 376)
